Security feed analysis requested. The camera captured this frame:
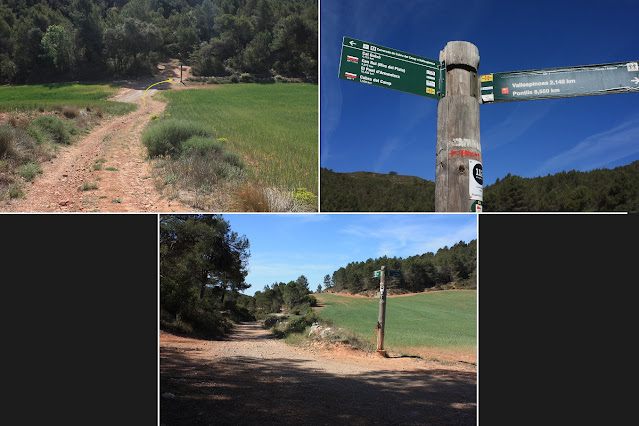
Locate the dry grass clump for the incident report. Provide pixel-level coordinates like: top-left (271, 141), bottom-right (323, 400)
top-left (232, 185), bottom-right (317, 212)
top-left (62, 105), bottom-right (81, 119)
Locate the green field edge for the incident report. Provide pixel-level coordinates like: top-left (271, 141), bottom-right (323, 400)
top-left (154, 83), bottom-right (318, 195)
top-left (312, 291), bottom-right (477, 353)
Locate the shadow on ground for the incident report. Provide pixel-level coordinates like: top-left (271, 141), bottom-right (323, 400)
top-left (160, 343), bottom-right (476, 425)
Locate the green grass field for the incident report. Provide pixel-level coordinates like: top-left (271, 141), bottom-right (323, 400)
top-left (0, 83), bottom-right (136, 115)
top-left (157, 83), bottom-right (318, 194)
top-left (315, 291), bottom-right (476, 351)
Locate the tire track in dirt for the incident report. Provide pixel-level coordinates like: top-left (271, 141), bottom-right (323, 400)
top-left (0, 63), bottom-right (192, 212)
top-left (160, 322), bottom-right (476, 425)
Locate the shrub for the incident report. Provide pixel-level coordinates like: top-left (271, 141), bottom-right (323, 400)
top-left (240, 73), bottom-right (253, 83)
top-left (79, 182), bottom-right (99, 191)
top-left (31, 115), bottom-right (72, 144)
top-left (28, 126), bottom-right (46, 145)
top-left (284, 312), bottom-right (320, 335)
top-left (181, 136), bottom-right (244, 170)
top-left (173, 141), bottom-right (246, 191)
top-left (142, 119), bottom-right (213, 157)
top-left (8, 183), bottom-right (23, 199)
top-left (8, 116), bottom-right (29, 129)
top-left (0, 124), bottom-right (38, 162)
top-left (180, 136), bottom-right (225, 157)
top-left (0, 126), bottom-right (11, 156)
top-left (293, 187), bottom-right (316, 206)
top-left (62, 106), bottom-right (80, 119)
top-left (19, 162), bottom-right (42, 181)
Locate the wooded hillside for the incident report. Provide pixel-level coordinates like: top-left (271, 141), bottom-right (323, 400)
top-left (325, 240), bottom-right (477, 294)
top-left (0, 0), bottom-right (317, 83)
top-left (484, 161), bottom-right (639, 212)
top-left (321, 161), bottom-right (639, 212)
top-left (320, 168), bottom-right (436, 212)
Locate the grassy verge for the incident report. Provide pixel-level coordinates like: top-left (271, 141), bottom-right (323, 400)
top-left (0, 82), bottom-right (138, 201)
top-left (314, 292), bottom-right (477, 354)
top-left (152, 84), bottom-right (318, 211)
top-left (0, 83), bottom-right (136, 115)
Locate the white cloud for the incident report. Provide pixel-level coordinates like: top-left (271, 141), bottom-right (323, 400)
top-left (482, 102), bottom-right (554, 151)
top-left (536, 115), bottom-right (639, 175)
top-left (340, 215), bottom-right (477, 258)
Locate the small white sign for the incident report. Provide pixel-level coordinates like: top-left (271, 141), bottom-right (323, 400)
top-left (627, 62), bottom-right (638, 72)
top-left (469, 159), bottom-right (483, 201)
top-left (481, 93), bottom-right (494, 103)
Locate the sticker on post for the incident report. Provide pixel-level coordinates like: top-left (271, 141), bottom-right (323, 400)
top-left (469, 159), bottom-right (483, 201)
top-left (481, 93), bottom-right (494, 102)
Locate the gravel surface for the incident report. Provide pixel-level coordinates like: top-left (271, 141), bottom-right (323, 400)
top-left (160, 322), bottom-right (476, 425)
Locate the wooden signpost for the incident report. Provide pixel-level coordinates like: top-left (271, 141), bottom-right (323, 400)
top-left (377, 266), bottom-right (387, 356)
top-left (338, 37), bottom-right (639, 212)
top-left (372, 266), bottom-right (401, 357)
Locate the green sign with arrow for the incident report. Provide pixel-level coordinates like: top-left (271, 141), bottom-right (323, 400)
top-left (339, 37), bottom-right (445, 99)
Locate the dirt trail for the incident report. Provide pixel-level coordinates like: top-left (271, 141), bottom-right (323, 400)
top-left (0, 63), bottom-right (192, 212)
top-left (160, 322), bottom-right (476, 425)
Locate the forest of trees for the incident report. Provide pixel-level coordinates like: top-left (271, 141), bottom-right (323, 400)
top-left (321, 161), bottom-right (639, 212)
top-left (0, 0), bottom-right (317, 84)
top-left (320, 168), bottom-right (436, 212)
top-left (483, 161), bottom-right (639, 212)
top-left (160, 214), bottom-right (253, 337)
top-left (324, 240), bottom-right (477, 294)
top-left (249, 275), bottom-right (316, 314)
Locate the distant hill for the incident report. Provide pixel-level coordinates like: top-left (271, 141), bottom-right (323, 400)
top-left (321, 160), bottom-right (639, 212)
top-left (484, 160), bottom-right (639, 212)
top-left (320, 169), bottom-right (435, 212)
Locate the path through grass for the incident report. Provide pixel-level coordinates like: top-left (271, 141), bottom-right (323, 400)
top-left (0, 82), bottom-right (136, 115)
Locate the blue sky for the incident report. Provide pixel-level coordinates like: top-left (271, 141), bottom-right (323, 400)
top-left (224, 214), bottom-right (477, 296)
top-left (320, 0), bottom-right (639, 185)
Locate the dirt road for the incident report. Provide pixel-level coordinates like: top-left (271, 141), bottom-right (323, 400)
top-left (160, 322), bottom-right (476, 425)
top-left (0, 63), bottom-right (191, 212)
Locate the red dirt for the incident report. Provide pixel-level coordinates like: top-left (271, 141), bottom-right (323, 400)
top-left (160, 322), bottom-right (476, 425)
top-left (0, 62), bottom-right (194, 212)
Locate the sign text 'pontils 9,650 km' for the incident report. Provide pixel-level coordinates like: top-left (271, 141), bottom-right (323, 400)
top-left (481, 61), bottom-right (639, 103)
top-left (338, 37), bottom-right (444, 100)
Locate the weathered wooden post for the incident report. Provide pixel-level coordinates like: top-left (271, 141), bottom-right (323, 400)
top-left (377, 265), bottom-right (387, 356)
top-left (435, 41), bottom-right (482, 212)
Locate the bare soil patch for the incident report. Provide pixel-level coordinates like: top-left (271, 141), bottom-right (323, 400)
top-left (160, 322), bottom-right (476, 425)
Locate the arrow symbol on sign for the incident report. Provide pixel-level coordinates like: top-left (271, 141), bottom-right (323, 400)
top-left (349, 40), bottom-right (356, 47)
top-left (632, 77), bottom-right (639, 85)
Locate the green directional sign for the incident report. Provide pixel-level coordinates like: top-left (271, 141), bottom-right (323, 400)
top-left (481, 61), bottom-right (639, 103)
top-left (339, 37), bottom-right (445, 99)
top-left (373, 270), bottom-right (381, 278)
